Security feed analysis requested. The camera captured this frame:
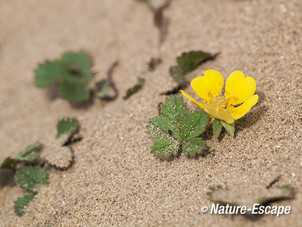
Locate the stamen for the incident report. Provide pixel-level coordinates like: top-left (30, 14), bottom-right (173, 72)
top-left (209, 95), bottom-right (227, 111)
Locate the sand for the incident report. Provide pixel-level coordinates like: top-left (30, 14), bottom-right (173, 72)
top-left (0, 0), bottom-right (301, 226)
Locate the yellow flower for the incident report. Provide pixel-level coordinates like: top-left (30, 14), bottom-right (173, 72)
top-left (180, 70), bottom-right (258, 124)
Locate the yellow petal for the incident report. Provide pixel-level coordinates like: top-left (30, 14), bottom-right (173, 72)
top-left (230, 95), bottom-right (258, 120)
top-left (203, 103), bottom-right (234, 123)
top-left (224, 71), bottom-right (256, 105)
top-left (179, 90), bottom-right (204, 109)
top-left (191, 69), bottom-right (224, 101)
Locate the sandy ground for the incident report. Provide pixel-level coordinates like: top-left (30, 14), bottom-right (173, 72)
top-left (0, 0), bottom-right (301, 226)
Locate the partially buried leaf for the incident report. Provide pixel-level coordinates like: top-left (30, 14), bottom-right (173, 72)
top-left (0, 142), bottom-right (41, 170)
top-left (95, 80), bottom-right (117, 101)
top-left (16, 166), bottom-right (49, 192)
top-left (177, 51), bottom-right (216, 74)
top-left (15, 142), bottom-right (41, 161)
top-left (163, 51), bottom-right (217, 96)
top-left (14, 193), bottom-right (36, 215)
top-left (57, 118), bottom-right (78, 141)
top-left (123, 77), bottom-right (145, 100)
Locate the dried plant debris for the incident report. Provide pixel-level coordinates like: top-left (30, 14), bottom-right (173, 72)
top-left (35, 51), bottom-right (92, 102)
top-left (137, 0), bottom-right (171, 43)
top-left (123, 77), bottom-right (145, 100)
top-left (14, 193), bottom-right (36, 216)
top-left (44, 117), bottom-right (80, 169)
top-left (147, 95), bottom-right (209, 158)
top-left (208, 185), bottom-right (295, 219)
top-left (148, 57), bottom-right (162, 71)
top-left (95, 61), bottom-right (118, 101)
top-left (161, 51), bottom-right (217, 95)
top-left (0, 142), bottom-right (42, 170)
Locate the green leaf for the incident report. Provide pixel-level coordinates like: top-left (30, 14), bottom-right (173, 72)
top-left (94, 80), bottom-right (117, 101)
top-left (151, 140), bottom-right (179, 157)
top-left (177, 51), bottom-right (214, 74)
top-left (221, 120), bottom-right (235, 137)
top-left (35, 61), bottom-right (69, 88)
top-left (35, 51), bottom-right (93, 102)
top-left (61, 51), bottom-right (92, 83)
top-left (57, 118), bottom-right (78, 140)
top-left (183, 109), bottom-right (209, 140)
top-left (182, 138), bottom-right (205, 157)
top-left (146, 95), bottom-right (208, 158)
top-left (123, 77), bottom-right (145, 100)
top-left (212, 119), bottom-right (222, 138)
top-left (0, 142), bottom-right (41, 170)
top-left (15, 142), bottom-right (40, 161)
top-left (14, 193), bottom-right (36, 215)
top-left (16, 166), bottom-right (49, 192)
top-left (58, 81), bottom-right (90, 101)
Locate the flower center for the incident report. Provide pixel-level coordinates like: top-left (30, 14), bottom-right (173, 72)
top-left (208, 95), bottom-right (227, 111)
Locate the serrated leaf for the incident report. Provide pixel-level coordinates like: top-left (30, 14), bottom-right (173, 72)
top-left (35, 51), bottom-right (93, 102)
top-left (61, 51), bottom-right (92, 83)
top-left (123, 77), bottom-right (145, 100)
top-left (15, 142), bottom-right (40, 161)
top-left (16, 166), bottom-right (49, 192)
top-left (57, 118), bottom-right (78, 140)
top-left (94, 80), bottom-right (117, 101)
top-left (0, 142), bottom-right (41, 170)
top-left (182, 138), bottom-right (205, 157)
top-left (183, 109), bottom-right (209, 140)
top-left (35, 61), bottom-right (69, 88)
top-left (162, 95), bottom-right (186, 124)
top-left (151, 140), bottom-right (179, 157)
top-left (58, 81), bottom-right (90, 101)
top-left (14, 193), bottom-right (36, 215)
top-left (221, 120), bottom-right (235, 137)
top-left (147, 95), bottom-right (208, 158)
top-left (177, 51), bottom-right (214, 74)
top-left (212, 119), bottom-right (223, 138)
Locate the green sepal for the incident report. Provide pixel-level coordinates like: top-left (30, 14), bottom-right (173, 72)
top-left (212, 119), bottom-right (223, 138)
top-left (221, 120), bottom-right (235, 137)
